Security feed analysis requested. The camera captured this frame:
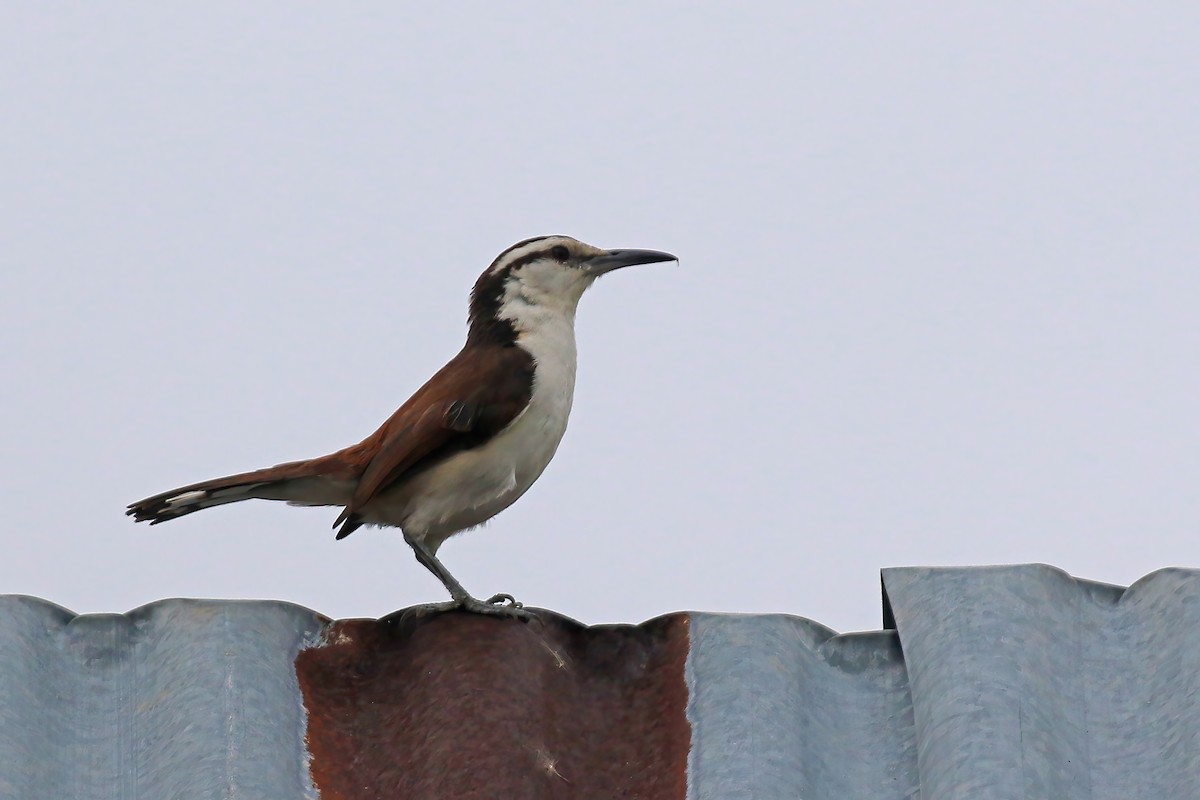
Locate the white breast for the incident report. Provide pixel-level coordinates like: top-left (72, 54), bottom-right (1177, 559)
top-left (370, 317), bottom-right (579, 552)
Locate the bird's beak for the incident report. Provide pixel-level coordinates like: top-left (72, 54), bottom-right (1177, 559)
top-left (583, 248), bottom-right (678, 276)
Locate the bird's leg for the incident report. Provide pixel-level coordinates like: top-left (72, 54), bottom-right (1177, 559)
top-left (403, 533), bottom-right (531, 619)
top-left (404, 533), bottom-right (471, 602)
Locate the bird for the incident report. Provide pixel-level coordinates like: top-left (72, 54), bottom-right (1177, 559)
top-left (127, 235), bottom-right (677, 618)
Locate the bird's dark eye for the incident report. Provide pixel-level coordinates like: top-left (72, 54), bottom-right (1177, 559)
top-left (550, 245), bottom-right (570, 262)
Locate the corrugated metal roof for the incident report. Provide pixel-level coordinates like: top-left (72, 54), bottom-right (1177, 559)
top-left (2, 564), bottom-right (1198, 799)
top-left (0, 596), bottom-right (325, 800)
top-left (686, 615), bottom-right (913, 798)
top-left (882, 565), bottom-right (1200, 800)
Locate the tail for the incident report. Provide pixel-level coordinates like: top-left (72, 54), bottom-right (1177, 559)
top-left (127, 459), bottom-right (348, 525)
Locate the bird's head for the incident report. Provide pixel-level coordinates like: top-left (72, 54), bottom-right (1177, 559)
top-left (469, 235), bottom-right (676, 342)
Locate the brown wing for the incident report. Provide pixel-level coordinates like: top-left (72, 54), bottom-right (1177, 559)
top-left (331, 343), bottom-right (534, 539)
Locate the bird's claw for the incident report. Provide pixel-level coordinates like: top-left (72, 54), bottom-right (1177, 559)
top-left (397, 593), bottom-right (534, 622)
top-left (485, 593), bottom-right (522, 608)
top-left (460, 593), bottom-right (535, 621)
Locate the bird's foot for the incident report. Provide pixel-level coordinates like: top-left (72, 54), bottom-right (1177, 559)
top-left (460, 593), bottom-right (535, 621)
top-left (400, 593), bottom-right (534, 622)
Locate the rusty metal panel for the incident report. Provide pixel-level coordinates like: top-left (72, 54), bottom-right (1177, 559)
top-left (295, 609), bottom-right (691, 800)
top-left (0, 595), bottom-right (325, 800)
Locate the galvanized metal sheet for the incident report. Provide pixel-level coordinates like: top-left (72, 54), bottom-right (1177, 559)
top-left (0, 596), bottom-right (325, 800)
top-left (685, 614), bottom-right (916, 799)
top-left (883, 564), bottom-right (1200, 800)
top-left (684, 566), bottom-right (1200, 799)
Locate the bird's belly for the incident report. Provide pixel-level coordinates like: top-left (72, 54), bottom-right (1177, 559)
top-left (368, 398), bottom-right (571, 549)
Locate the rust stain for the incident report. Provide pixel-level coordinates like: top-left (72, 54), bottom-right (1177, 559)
top-left (296, 608), bottom-right (691, 799)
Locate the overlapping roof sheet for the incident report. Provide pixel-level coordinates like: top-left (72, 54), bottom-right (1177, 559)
top-left (2, 564), bottom-right (1198, 799)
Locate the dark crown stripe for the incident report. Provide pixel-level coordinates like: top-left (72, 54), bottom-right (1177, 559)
top-left (489, 235), bottom-right (554, 267)
top-left (468, 237), bottom-right (565, 346)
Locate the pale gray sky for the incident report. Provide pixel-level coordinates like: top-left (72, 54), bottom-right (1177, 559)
top-left (2, 4), bottom-right (1197, 633)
